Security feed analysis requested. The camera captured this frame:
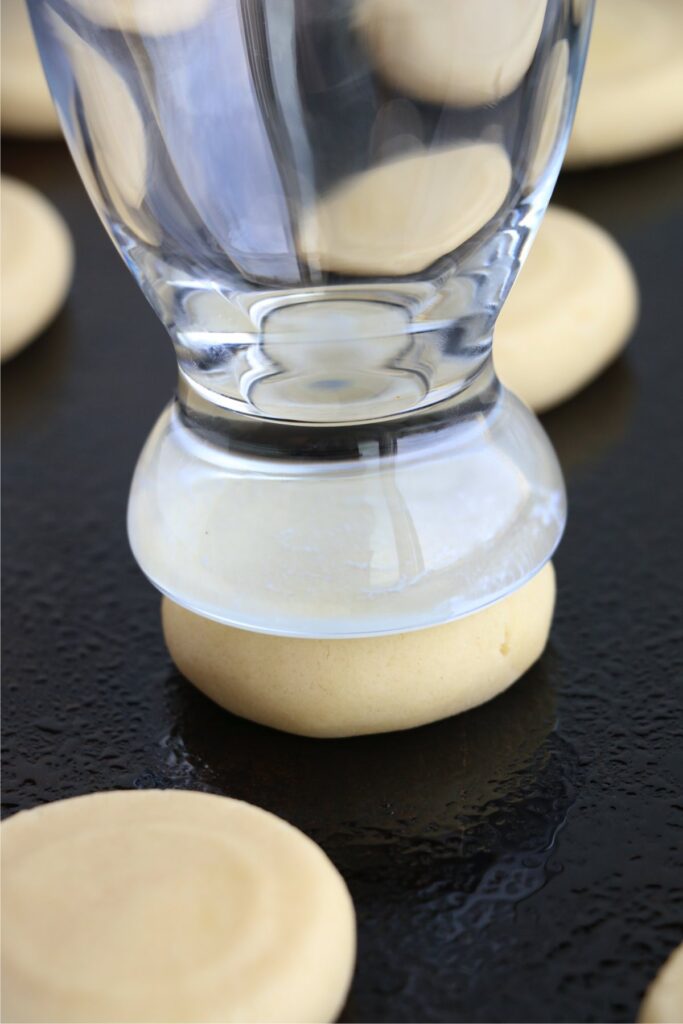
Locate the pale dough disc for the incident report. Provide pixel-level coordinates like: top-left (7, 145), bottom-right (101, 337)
top-left (1, 176), bottom-right (74, 362)
top-left (639, 944), bottom-right (683, 1024)
top-left (1, 790), bottom-right (356, 1024)
top-left (0, 0), bottom-right (61, 137)
top-left (566, 0), bottom-right (683, 167)
top-left (495, 206), bottom-right (638, 413)
top-left (298, 142), bottom-right (511, 277)
top-left (356, 0), bottom-right (547, 107)
top-left (162, 562), bottom-right (555, 739)
top-left (66, 0), bottom-right (215, 35)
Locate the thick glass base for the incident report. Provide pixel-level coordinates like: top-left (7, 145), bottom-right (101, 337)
top-left (128, 365), bottom-right (565, 638)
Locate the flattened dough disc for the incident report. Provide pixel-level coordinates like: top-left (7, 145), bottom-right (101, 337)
top-left (66, 0), bottom-right (214, 35)
top-left (298, 142), bottom-right (511, 277)
top-left (1, 176), bottom-right (74, 362)
top-left (495, 206), bottom-right (638, 412)
top-left (1, 0), bottom-right (61, 137)
top-left (1, 790), bottom-right (356, 1024)
top-left (356, 0), bottom-right (547, 107)
top-left (162, 562), bottom-right (555, 739)
top-left (566, 0), bottom-right (683, 167)
top-left (639, 944), bottom-right (683, 1024)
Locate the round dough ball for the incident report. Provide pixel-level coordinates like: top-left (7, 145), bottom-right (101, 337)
top-left (495, 205), bottom-right (638, 412)
top-left (162, 562), bottom-right (555, 739)
top-left (356, 0), bottom-right (547, 107)
top-left (1, 790), bottom-right (355, 1024)
top-left (1, 176), bottom-right (74, 362)
top-left (566, 0), bottom-right (683, 167)
top-left (1, 0), bottom-right (61, 137)
top-left (298, 142), bottom-right (511, 277)
top-left (639, 944), bottom-right (683, 1024)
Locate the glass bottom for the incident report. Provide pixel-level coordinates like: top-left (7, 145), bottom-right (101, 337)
top-left (127, 365), bottom-right (565, 638)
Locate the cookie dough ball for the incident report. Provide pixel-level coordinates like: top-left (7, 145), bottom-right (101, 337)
top-left (66, 0), bottom-right (214, 35)
top-left (356, 0), bottom-right (547, 107)
top-left (298, 142), bottom-right (511, 277)
top-left (163, 562), bottom-right (555, 739)
top-left (1, 0), bottom-right (61, 137)
top-left (1, 177), bottom-right (74, 362)
top-left (495, 206), bottom-right (638, 412)
top-left (566, 0), bottom-right (683, 167)
top-left (639, 944), bottom-right (683, 1024)
top-left (1, 790), bottom-right (355, 1024)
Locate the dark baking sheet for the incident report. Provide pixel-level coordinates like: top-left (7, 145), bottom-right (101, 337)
top-left (2, 138), bottom-right (683, 1024)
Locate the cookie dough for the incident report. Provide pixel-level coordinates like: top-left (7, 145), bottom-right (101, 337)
top-left (1, 0), bottom-right (61, 137)
top-left (639, 944), bottom-right (683, 1024)
top-left (298, 142), bottom-right (511, 276)
top-left (566, 0), bottom-right (683, 167)
top-left (162, 562), bottom-right (555, 738)
top-left (1, 790), bottom-right (355, 1024)
top-left (356, 0), bottom-right (547, 107)
top-left (495, 205), bottom-right (638, 412)
top-left (66, 0), bottom-right (214, 35)
top-left (1, 177), bottom-right (74, 362)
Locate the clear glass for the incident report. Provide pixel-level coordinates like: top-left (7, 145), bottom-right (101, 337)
top-left (31, 0), bottom-right (593, 637)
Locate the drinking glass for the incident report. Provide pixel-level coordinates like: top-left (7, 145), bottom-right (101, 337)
top-left (31, 0), bottom-right (593, 636)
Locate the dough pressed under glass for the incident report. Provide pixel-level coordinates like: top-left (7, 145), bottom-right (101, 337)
top-left (31, 0), bottom-right (593, 636)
